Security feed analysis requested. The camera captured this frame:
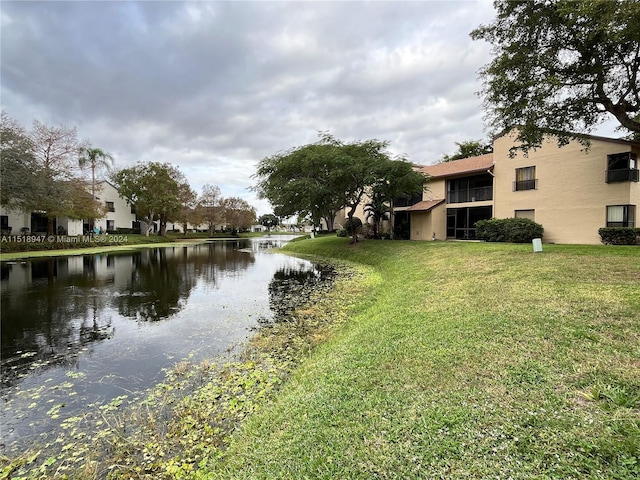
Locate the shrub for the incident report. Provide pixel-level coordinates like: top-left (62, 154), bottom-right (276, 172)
top-left (343, 217), bottom-right (363, 236)
top-left (598, 227), bottom-right (640, 245)
top-left (475, 219), bottom-right (506, 242)
top-left (336, 229), bottom-right (347, 237)
top-left (476, 218), bottom-right (544, 243)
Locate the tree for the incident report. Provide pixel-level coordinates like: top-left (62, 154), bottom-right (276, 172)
top-left (442, 140), bottom-right (493, 162)
top-left (112, 162), bottom-right (182, 236)
top-left (258, 213), bottom-right (280, 232)
top-left (221, 197), bottom-right (256, 234)
top-left (254, 133), bottom-right (424, 244)
top-left (78, 146), bottom-right (114, 231)
top-left (176, 182), bottom-right (199, 237)
top-left (368, 158), bottom-right (426, 240)
top-left (199, 184), bottom-right (222, 235)
top-left (0, 111), bottom-right (38, 209)
top-left (253, 139), bottom-right (344, 231)
top-left (29, 120), bottom-right (102, 234)
top-left (364, 192), bottom-right (388, 239)
top-left (471, 0), bottom-right (640, 154)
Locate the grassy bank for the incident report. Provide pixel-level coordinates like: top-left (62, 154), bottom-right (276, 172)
top-left (202, 238), bottom-right (640, 479)
top-left (0, 232), bottom-right (271, 261)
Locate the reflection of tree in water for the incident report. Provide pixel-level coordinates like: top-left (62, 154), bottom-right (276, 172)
top-left (1, 258), bottom-right (114, 389)
top-left (113, 248), bottom-right (194, 321)
top-left (264, 264), bottom-right (337, 323)
top-left (112, 242), bottom-right (255, 321)
top-left (0, 241), bottom-right (258, 387)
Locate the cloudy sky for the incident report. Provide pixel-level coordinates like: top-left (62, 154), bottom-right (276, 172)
top-left (0, 0), bottom-right (622, 215)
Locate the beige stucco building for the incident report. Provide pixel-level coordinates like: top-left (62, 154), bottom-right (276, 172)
top-left (406, 131), bottom-right (639, 245)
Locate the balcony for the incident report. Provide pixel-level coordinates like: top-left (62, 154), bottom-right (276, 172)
top-left (393, 194), bottom-right (423, 208)
top-left (513, 179), bottom-right (538, 191)
top-left (448, 186), bottom-right (493, 204)
top-left (606, 168), bottom-right (639, 183)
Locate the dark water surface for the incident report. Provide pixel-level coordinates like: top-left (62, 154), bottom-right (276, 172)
top-left (0, 236), bottom-right (331, 453)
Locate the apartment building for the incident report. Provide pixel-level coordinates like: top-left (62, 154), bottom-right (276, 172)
top-left (407, 131), bottom-right (639, 245)
top-left (0, 180), bottom-right (136, 235)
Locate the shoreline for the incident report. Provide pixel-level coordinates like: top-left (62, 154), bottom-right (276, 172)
top-left (0, 238), bottom-right (227, 261)
top-left (1, 251), bottom-right (354, 478)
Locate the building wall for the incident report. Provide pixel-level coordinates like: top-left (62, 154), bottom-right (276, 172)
top-left (410, 179), bottom-right (447, 241)
top-left (410, 205), bottom-right (448, 241)
top-left (0, 206), bottom-right (30, 234)
top-left (93, 181), bottom-right (136, 232)
top-left (493, 132), bottom-right (640, 244)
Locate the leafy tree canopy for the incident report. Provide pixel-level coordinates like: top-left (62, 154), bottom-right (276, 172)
top-left (1, 111), bottom-right (38, 209)
top-left (471, 0), bottom-right (640, 153)
top-left (222, 197), bottom-right (256, 234)
top-left (258, 214), bottom-right (279, 230)
top-left (1, 113), bottom-right (102, 234)
top-left (112, 162), bottom-right (184, 236)
top-left (253, 133), bottom-right (425, 242)
top-left (198, 184), bottom-right (223, 234)
top-left (441, 140), bottom-right (493, 162)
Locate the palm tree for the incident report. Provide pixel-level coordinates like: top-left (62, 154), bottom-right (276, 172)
top-left (364, 193), bottom-right (389, 239)
top-left (79, 146), bottom-right (114, 231)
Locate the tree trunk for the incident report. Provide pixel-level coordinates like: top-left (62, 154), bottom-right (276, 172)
top-left (347, 209), bottom-right (358, 244)
top-left (388, 199), bottom-right (395, 240)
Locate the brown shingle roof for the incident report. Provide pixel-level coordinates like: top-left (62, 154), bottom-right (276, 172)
top-left (419, 154), bottom-right (494, 179)
top-left (405, 199), bottom-right (445, 212)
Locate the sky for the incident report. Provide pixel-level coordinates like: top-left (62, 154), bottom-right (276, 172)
top-left (0, 0), bottom-right (623, 216)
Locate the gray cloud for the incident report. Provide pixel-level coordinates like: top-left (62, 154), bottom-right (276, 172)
top-left (7, 0), bottom-right (614, 217)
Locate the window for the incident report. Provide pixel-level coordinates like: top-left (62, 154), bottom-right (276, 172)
top-left (130, 204), bottom-right (137, 214)
top-left (606, 152), bottom-right (639, 183)
top-left (106, 201), bottom-right (115, 212)
top-left (606, 205), bottom-right (636, 228)
top-left (514, 166), bottom-right (537, 191)
top-left (106, 220), bottom-right (115, 231)
top-left (1, 215), bottom-right (8, 228)
top-left (515, 209), bottom-right (535, 221)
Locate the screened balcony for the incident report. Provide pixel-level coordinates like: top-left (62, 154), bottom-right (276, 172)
top-left (606, 152), bottom-right (639, 183)
top-left (447, 174), bottom-right (493, 204)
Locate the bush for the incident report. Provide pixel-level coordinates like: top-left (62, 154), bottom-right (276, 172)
top-left (476, 218), bottom-right (544, 243)
top-left (336, 229), bottom-right (347, 237)
top-left (475, 219), bottom-right (506, 242)
top-left (598, 227), bottom-right (640, 245)
top-left (343, 217), bottom-right (363, 235)
top-left (115, 227), bottom-right (141, 234)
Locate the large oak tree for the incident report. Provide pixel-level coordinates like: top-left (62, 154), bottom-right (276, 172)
top-left (472, 0), bottom-right (640, 153)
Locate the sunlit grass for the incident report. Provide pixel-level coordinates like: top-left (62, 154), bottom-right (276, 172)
top-left (205, 237), bottom-right (640, 479)
top-left (2, 237), bottom-right (637, 478)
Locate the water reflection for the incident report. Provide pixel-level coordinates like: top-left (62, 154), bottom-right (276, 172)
top-left (266, 266), bottom-right (338, 322)
top-left (0, 236), bottom-right (337, 454)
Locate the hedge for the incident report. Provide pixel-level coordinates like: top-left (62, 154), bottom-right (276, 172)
top-left (475, 217), bottom-right (544, 243)
top-left (598, 227), bottom-right (640, 245)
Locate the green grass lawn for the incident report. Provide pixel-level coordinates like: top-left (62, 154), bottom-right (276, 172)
top-left (202, 237), bottom-right (640, 479)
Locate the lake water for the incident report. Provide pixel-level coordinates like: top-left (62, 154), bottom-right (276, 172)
top-left (0, 236), bottom-right (332, 454)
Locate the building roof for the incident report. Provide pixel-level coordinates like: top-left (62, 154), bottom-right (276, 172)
top-left (404, 199), bottom-right (445, 212)
top-left (418, 154), bottom-right (494, 179)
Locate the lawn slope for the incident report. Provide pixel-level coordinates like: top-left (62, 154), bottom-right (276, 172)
top-left (205, 238), bottom-right (639, 479)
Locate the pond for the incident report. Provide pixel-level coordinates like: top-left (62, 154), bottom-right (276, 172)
top-left (0, 236), bottom-right (334, 455)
